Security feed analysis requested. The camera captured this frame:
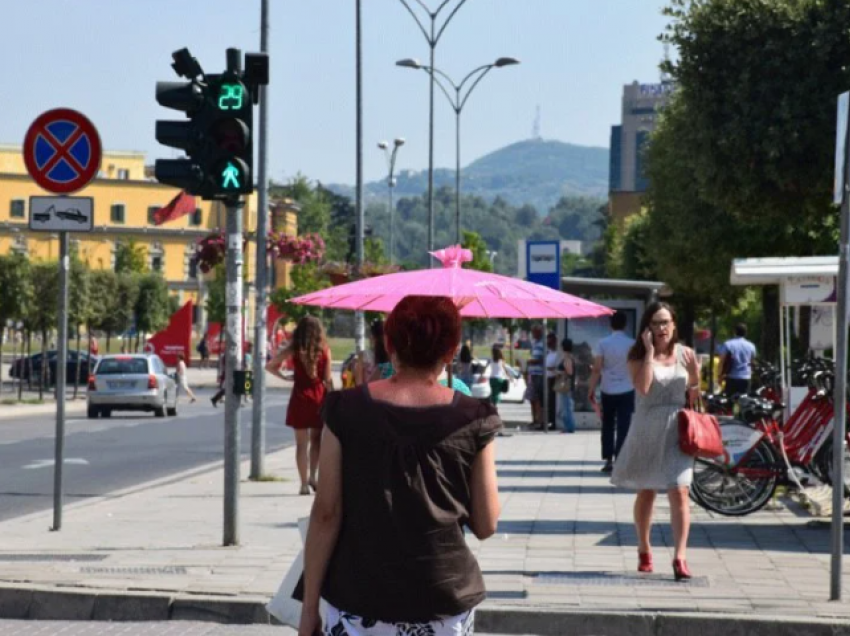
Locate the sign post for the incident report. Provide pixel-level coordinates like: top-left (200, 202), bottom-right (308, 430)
top-left (832, 91), bottom-right (850, 601)
top-left (526, 241), bottom-right (562, 431)
top-left (23, 108), bottom-right (101, 532)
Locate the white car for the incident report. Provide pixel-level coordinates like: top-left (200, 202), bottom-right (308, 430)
top-left (468, 359), bottom-right (526, 402)
top-left (87, 354), bottom-right (178, 418)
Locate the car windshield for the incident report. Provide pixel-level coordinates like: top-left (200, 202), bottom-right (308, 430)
top-left (96, 358), bottom-right (149, 375)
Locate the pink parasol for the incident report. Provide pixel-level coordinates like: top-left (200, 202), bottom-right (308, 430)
top-left (292, 245), bottom-right (613, 319)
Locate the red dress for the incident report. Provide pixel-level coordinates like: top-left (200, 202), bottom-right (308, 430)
top-left (286, 350), bottom-right (328, 430)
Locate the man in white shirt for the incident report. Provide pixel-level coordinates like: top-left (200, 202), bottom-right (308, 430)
top-left (587, 312), bottom-right (635, 473)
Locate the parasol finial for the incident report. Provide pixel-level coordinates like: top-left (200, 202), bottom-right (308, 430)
top-left (430, 245), bottom-right (473, 269)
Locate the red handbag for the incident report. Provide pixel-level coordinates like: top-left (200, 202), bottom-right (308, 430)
top-left (678, 395), bottom-right (724, 458)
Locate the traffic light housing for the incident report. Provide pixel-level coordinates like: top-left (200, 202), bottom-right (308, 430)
top-left (154, 48), bottom-right (267, 200)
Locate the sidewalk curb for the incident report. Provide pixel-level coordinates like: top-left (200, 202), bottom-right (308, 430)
top-left (2, 585), bottom-right (850, 634)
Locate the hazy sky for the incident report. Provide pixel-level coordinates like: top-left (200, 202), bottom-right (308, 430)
top-left (2, 1), bottom-right (670, 185)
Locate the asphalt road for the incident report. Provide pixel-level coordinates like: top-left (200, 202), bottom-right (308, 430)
top-left (0, 389), bottom-right (294, 522)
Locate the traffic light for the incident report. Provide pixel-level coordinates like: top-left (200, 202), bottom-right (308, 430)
top-left (154, 48), bottom-right (267, 200)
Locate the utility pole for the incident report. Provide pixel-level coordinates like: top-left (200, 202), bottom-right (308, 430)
top-left (354, 0), bottom-right (365, 353)
top-left (251, 0), bottom-right (270, 481)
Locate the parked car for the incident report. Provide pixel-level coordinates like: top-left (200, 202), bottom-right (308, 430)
top-left (468, 359), bottom-right (527, 403)
top-left (9, 350), bottom-right (98, 384)
top-left (86, 354), bottom-right (178, 419)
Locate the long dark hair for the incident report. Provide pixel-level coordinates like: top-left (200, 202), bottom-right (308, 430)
top-left (292, 316), bottom-right (327, 378)
top-left (371, 320), bottom-right (389, 365)
top-left (492, 346), bottom-right (504, 363)
top-left (628, 302), bottom-right (678, 361)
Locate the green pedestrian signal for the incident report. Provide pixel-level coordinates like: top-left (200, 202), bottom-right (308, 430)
top-left (222, 162), bottom-right (241, 189)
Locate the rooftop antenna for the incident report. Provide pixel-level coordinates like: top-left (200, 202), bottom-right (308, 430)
top-left (532, 104), bottom-right (541, 140)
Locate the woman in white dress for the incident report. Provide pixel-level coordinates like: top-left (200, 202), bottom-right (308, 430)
top-left (611, 302), bottom-right (700, 581)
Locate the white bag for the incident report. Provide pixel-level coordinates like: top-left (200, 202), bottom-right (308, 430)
top-left (266, 516), bottom-right (315, 628)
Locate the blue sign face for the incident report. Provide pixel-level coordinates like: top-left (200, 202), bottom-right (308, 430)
top-left (526, 240), bottom-right (561, 290)
top-left (34, 120), bottom-right (93, 183)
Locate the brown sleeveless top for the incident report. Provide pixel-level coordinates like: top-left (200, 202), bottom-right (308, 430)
top-left (320, 385), bottom-right (502, 623)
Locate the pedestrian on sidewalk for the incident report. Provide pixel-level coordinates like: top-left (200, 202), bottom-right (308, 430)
top-left (526, 324), bottom-right (546, 428)
top-left (355, 319), bottom-right (392, 385)
top-left (556, 338), bottom-right (576, 433)
top-left (175, 354), bottom-right (196, 403)
top-left (544, 332), bottom-right (561, 431)
top-left (266, 316), bottom-right (332, 496)
top-left (210, 355), bottom-right (226, 407)
top-left (611, 302), bottom-right (700, 581)
top-left (298, 295), bottom-right (501, 636)
top-left (486, 345), bottom-right (510, 407)
top-left (197, 334), bottom-right (210, 369)
top-left (587, 311), bottom-right (635, 472)
top-left (719, 323), bottom-right (756, 397)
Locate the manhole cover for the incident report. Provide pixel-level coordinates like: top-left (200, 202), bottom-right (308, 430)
top-left (0, 554), bottom-right (107, 562)
top-left (535, 573), bottom-right (710, 588)
top-left (79, 566), bottom-right (188, 575)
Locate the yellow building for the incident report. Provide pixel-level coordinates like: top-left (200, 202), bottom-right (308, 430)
top-left (0, 144), bottom-right (297, 334)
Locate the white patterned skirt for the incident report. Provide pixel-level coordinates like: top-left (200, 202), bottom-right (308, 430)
top-left (324, 604), bottom-right (474, 636)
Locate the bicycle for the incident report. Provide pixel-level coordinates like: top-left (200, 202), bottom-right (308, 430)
top-left (691, 357), bottom-right (850, 516)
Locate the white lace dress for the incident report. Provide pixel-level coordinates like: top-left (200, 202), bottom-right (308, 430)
top-left (611, 345), bottom-right (694, 490)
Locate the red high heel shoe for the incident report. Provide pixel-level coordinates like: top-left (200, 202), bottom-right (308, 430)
top-left (673, 559), bottom-right (692, 581)
top-left (638, 552), bottom-right (653, 573)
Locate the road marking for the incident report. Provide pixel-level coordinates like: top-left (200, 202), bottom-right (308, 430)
top-left (23, 458), bottom-right (89, 470)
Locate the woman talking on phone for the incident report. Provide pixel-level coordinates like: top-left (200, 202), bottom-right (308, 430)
top-left (611, 302), bottom-right (700, 581)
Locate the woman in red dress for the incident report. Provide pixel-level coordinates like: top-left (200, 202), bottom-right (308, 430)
top-left (265, 316), bottom-right (332, 495)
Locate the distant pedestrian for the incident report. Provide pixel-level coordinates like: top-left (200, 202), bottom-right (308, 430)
top-left (719, 323), bottom-right (756, 397)
top-left (355, 319), bottom-right (392, 385)
top-left (176, 354), bottom-right (197, 404)
top-left (266, 316), bottom-right (332, 496)
top-left (211, 355), bottom-right (226, 407)
top-left (557, 338), bottom-right (576, 434)
top-left (526, 324), bottom-right (546, 428)
top-left (611, 302), bottom-right (700, 581)
top-left (588, 311), bottom-right (635, 472)
top-left (456, 344), bottom-right (474, 388)
top-left (197, 334), bottom-right (210, 369)
top-left (88, 336), bottom-right (99, 357)
top-left (297, 295), bottom-right (501, 636)
top-left (545, 332), bottom-right (560, 431)
top-left (486, 345), bottom-right (510, 407)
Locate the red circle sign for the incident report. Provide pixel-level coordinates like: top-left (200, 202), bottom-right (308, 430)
top-left (23, 108), bottom-right (102, 195)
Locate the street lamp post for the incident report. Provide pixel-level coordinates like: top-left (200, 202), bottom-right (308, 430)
top-left (396, 0), bottom-right (470, 260)
top-left (486, 249), bottom-right (498, 270)
top-left (378, 138), bottom-right (405, 263)
top-left (397, 57), bottom-right (519, 244)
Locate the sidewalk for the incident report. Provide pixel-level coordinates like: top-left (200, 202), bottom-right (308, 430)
top-left (0, 429), bottom-right (849, 633)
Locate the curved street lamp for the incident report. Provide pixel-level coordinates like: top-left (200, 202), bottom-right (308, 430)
top-left (396, 0), bottom-right (471, 262)
top-left (397, 57), bottom-right (520, 244)
top-left (378, 138), bottom-right (405, 264)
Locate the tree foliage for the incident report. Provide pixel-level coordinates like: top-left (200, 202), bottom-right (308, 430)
top-left (135, 273), bottom-right (171, 335)
top-left (114, 239), bottom-right (148, 274)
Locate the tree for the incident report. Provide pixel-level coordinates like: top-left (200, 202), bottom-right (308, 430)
top-left (0, 255), bottom-right (31, 396)
top-left (205, 266), bottom-right (226, 325)
top-left (99, 274), bottom-right (139, 351)
top-left (461, 230), bottom-right (493, 273)
top-left (68, 252), bottom-right (90, 397)
top-left (27, 263), bottom-right (59, 397)
top-left (270, 263), bottom-right (329, 325)
top-left (135, 273), bottom-right (171, 348)
top-left (114, 239), bottom-right (148, 274)
top-left (661, 0), bottom-right (850, 355)
top-left (88, 270), bottom-right (119, 349)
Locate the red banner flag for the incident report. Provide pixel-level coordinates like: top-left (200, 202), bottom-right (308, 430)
top-left (146, 301), bottom-right (194, 367)
top-left (154, 191), bottom-right (196, 226)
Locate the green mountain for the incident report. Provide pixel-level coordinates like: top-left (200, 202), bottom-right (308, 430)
top-left (326, 138), bottom-right (609, 213)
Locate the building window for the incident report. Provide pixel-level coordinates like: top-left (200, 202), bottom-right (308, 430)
top-left (117, 169), bottom-right (130, 180)
top-left (609, 126), bottom-right (622, 192)
top-left (148, 206), bottom-right (161, 225)
top-left (110, 204), bottom-right (126, 224)
top-left (11, 234), bottom-right (27, 255)
top-left (10, 200), bottom-right (25, 219)
top-left (635, 130), bottom-right (650, 192)
top-left (188, 259), bottom-right (198, 279)
top-left (190, 208), bottom-right (202, 227)
top-left (150, 242), bottom-right (164, 273)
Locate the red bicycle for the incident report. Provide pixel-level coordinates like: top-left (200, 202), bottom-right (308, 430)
top-left (691, 360), bottom-right (850, 516)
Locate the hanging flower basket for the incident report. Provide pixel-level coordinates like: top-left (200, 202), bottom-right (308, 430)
top-left (320, 261), bottom-right (351, 286)
top-left (361, 262), bottom-right (401, 277)
top-left (268, 232), bottom-right (325, 264)
top-left (192, 233), bottom-right (227, 274)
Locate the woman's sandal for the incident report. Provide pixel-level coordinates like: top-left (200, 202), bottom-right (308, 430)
top-left (299, 485), bottom-right (311, 496)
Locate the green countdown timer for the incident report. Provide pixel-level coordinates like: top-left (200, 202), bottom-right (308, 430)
top-left (218, 83), bottom-right (244, 111)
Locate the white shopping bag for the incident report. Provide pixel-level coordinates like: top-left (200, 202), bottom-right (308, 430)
top-left (267, 517), bottom-right (329, 628)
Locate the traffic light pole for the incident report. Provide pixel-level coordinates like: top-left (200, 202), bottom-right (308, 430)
top-left (223, 197), bottom-right (244, 547)
top-left (251, 0), bottom-right (270, 481)
top-left (52, 231), bottom-right (69, 532)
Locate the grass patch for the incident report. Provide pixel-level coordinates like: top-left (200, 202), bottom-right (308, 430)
top-left (22, 398), bottom-right (45, 405)
top-left (327, 337), bottom-right (355, 362)
top-left (0, 398), bottom-right (18, 405)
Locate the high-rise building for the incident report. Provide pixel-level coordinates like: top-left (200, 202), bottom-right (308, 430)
top-left (608, 81), bottom-right (673, 223)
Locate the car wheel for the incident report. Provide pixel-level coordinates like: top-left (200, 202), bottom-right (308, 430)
top-left (87, 405), bottom-right (98, 419)
top-left (102, 409), bottom-right (112, 418)
top-left (167, 404), bottom-right (177, 416)
top-left (155, 404), bottom-right (166, 418)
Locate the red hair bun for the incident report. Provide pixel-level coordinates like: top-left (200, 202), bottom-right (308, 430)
top-left (385, 296), bottom-right (461, 370)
